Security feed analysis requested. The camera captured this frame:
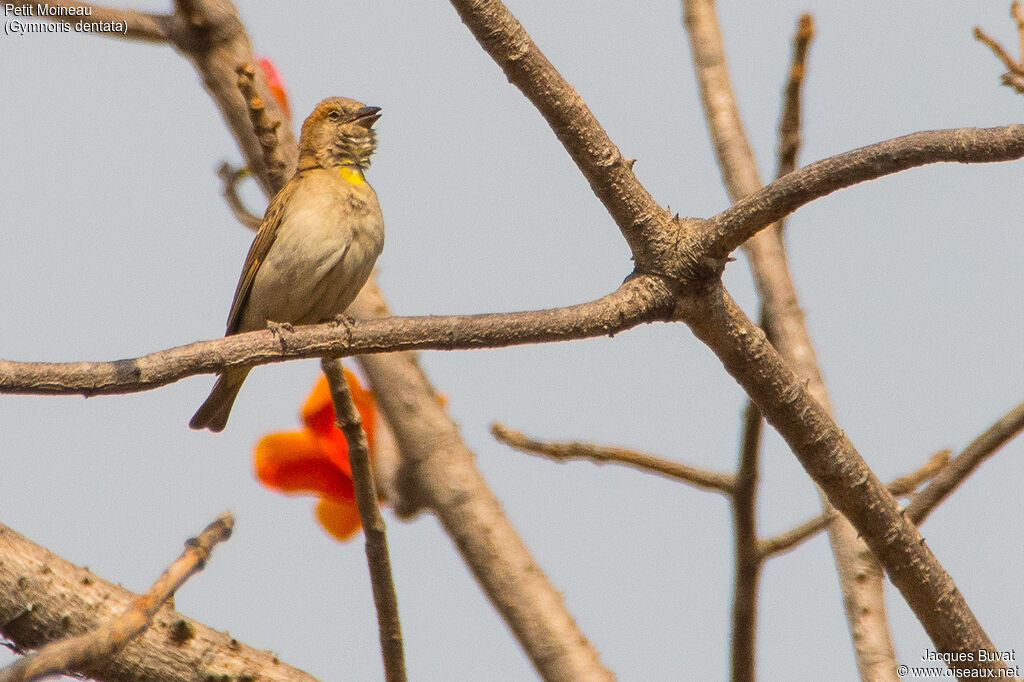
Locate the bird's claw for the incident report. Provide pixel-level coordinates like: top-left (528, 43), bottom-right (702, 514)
top-left (267, 320), bottom-right (295, 350)
top-left (333, 314), bottom-right (355, 344)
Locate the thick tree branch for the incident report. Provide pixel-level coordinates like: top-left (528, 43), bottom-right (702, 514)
top-left (320, 360), bottom-right (406, 682)
top-left (0, 520), bottom-right (315, 682)
top-left (0, 276), bottom-right (674, 396)
top-left (679, 284), bottom-right (1006, 675)
top-left (490, 423), bottom-right (734, 493)
top-left (0, 514), bottom-right (234, 682)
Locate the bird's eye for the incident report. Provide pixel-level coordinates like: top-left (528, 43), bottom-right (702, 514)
top-left (327, 110), bottom-right (343, 122)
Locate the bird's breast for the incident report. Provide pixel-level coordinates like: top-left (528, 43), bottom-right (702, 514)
top-left (240, 170), bottom-right (384, 329)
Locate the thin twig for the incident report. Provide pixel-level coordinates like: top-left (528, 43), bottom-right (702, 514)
top-left (0, 514), bottom-right (234, 682)
top-left (1015, 0), bottom-right (1024, 60)
top-left (490, 423), bottom-right (734, 493)
top-left (974, 26), bottom-right (1020, 72)
top-left (974, 1), bottom-right (1024, 93)
top-left (216, 162), bottom-right (262, 230)
top-left (730, 400), bottom-right (761, 682)
top-left (759, 449), bottom-right (951, 558)
top-left (905, 401), bottom-right (1024, 525)
top-left (321, 359), bottom-right (406, 682)
top-left (758, 511), bottom-right (835, 559)
top-left (888, 449), bottom-right (951, 497)
top-left (776, 14), bottom-right (814, 181)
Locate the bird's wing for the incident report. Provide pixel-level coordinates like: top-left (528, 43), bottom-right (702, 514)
top-left (224, 181), bottom-right (291, 335)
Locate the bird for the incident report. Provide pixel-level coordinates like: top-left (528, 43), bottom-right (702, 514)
top-left (190, 97), bottom-right (385, 432)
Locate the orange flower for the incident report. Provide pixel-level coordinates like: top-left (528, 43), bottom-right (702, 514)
top-left (256, 57), bottom-right (291, 121)
top-left (255, 370), bottom-right (376, 541)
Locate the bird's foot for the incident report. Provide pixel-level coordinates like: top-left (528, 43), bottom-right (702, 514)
top-left (332, 314), bottom-right (355, 344)
top-left (267, 320), bottom-right (295, 350)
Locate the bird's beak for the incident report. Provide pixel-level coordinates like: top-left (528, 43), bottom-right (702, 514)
top-left (354, 106), bottom-right (382, 128)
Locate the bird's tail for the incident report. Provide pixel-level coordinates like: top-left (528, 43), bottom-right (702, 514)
top-left (189, 368), bottom-right (251, 432)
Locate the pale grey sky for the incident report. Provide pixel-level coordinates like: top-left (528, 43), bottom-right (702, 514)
top-left (2, 2), bottom-right (1022, 680)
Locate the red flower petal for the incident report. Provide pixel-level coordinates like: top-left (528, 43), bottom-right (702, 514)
top-left (316, 497), bottom-right (363, 541)
top-left (255, 369), bottom-right (379, 542)
top-left (254, 431), bottom-right (353, 499)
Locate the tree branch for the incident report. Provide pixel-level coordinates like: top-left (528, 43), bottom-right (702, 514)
top-left (906, 400), bottom-right (1024, 525)
top-left (235, 63), bottom-right (290, 193)
top-left (216, 161), bottom-right (262, 229)
top-left (0, 275), bottom-right (674, 396)
top-left (759, 449), bottom-right (951, 559)
top-left (730, 400), bottom-right (762, 682)
top-left (888, 449), bottom-right (953, 497)
top-left (703, 124), bottom-right (1024, 259)
top-left (776, 14), bottom-right (814, 181)
top-left (320, 360), bottom-right (406, 682)
top-left (0, 518), bottom-right (315, 681)
top-left (0, 514), bottom-right (234, 682)
top-left (490, 423), bottom-right (734, 493)
top-left (974, 1), bottom-right (1024, 93)
top-left (680, 283), bottom-right (1007, 674)
top-left (758, 512), bottom-right (835, 560)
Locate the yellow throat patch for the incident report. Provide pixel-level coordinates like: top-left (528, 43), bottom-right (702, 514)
top-left (338, 166), bottom-right (366, 185)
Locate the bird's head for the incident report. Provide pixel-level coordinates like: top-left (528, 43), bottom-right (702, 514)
top-left (299, 97), bottom-right (381, 171)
